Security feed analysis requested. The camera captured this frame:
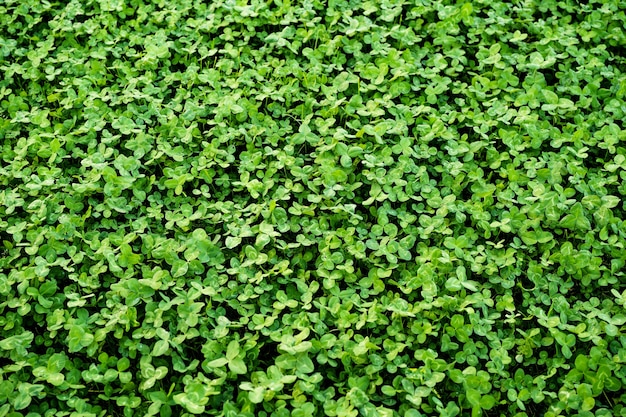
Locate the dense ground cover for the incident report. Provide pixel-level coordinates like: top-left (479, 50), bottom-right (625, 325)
top-left (1, 0), bottom-right (626, 416)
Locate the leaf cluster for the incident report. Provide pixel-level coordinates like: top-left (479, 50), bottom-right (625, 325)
top-left (1, 0), bottom-right (626, 416)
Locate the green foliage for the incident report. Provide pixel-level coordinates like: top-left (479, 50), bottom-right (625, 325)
top-left (1, 0), bottom-right (626, 416)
